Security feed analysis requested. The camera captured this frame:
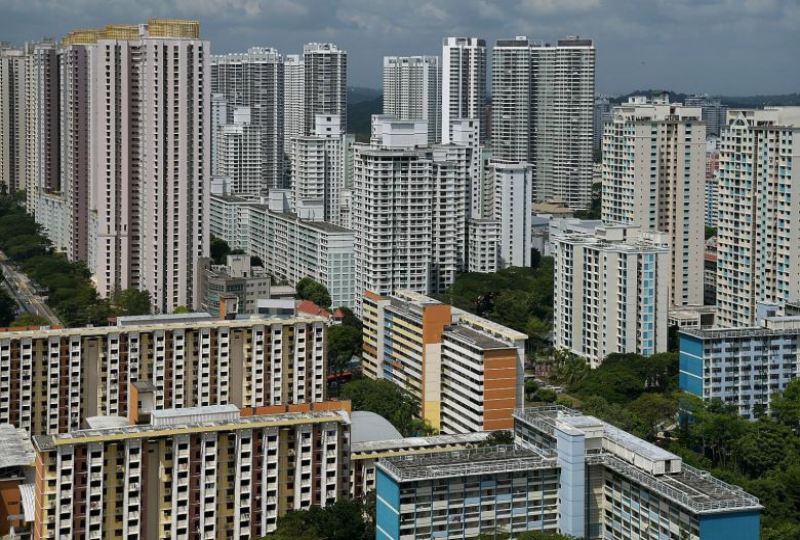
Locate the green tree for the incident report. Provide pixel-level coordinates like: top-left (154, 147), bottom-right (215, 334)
top-left (251, 255), bottom-right (264, 267)
top-left (296, 277), bottom-right (332, 308)
top-left (626, 393), bottom-right (678, 440)
top-left (525, 317), bottom-right (551, 354)
top-left (111, 288), bottom-right (152, 316)
top-left (772, 378), bottom-right (800, 429)
top-left (705, 226), bottom-right (717, 239)
top-left (0, 288), bottom-right (17, 326)
top-left (517, 532), bottom-right (578, 540)
top-left (210, 234), bottom-right (231, 264)
top-left (336, 306), bottom-right (362, 329)
top-left (476, 529), bottom-right (510, 540)
top-left (11, 313), bottom-right (51, 327)
top-left (341, 379), bottom-right (422, 437)
top-left (327, 325), bottom-right (362, 374)
top-left (265, 498), bottom-right (371, 540)
top-left (734, 419), bottom-right (795, 477)
top-left (485, 430), bottom-right (515, 446)
top-left (173, 306), bottom-right (191, 314)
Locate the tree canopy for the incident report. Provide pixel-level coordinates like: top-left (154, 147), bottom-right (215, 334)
top-left (263, 497), bottom-right (374, 540)
top-left (341, 378), bottom-right (436, 437)
top-left (296, 277), bottom-right (332, 308)
top-left (11, 313), bottom-right (51, 327)
top-left (0, 288), bottom-right (17, 327)
top-left (210, 234), bottom-right (231, 264)
top-left (327, 324), bottom-right (362, 374)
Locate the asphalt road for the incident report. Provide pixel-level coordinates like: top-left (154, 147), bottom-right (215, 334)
top-left (0, 250), bottom-right (63, 326)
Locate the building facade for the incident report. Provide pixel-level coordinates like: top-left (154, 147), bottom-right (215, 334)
top-left (377, 406), bottom-right (761, 540)
top-left (716, 108), bottom-right (800, 327)
top-left (291, 114), bottom-right (348, 225)
top-left (197, 254), bottom-right (272, 316)
top-left (362, 290), bottom-right (526, 434)
top-left (530, 37), bottom-right (595, 209)
top-left (382, 56), bottom-right (441, 145)
top-left (214, 107), bottom-right (265, 196)
top-left (211, 47), bottom-right (284, 191)
top-left (680, 303), bottom-right (800, 418)
top-left (303, 43), bottom-right (347, 136)
top-left (0, 46), bottom-right (27, 193)
top-left (0, 314), bottom-right (328, 436)
top-left (601, 97), bottom-right (706, 307)
top-left (685, 94), bottom-right (728, 137)
top-left (90, 21), bottom-right (210, 312)
top-left (210, 191), bottom-right (356, 309)
top-left (33, 405), bottom-right (350, 539)
top-left (552, 226), bottom-right (670, 366)
top-left (492, 162), bottom-right (532, 268)
top-left (441, 37), bottom-right (486, 144)
top-left (491, 37), bottom-right (532, 163)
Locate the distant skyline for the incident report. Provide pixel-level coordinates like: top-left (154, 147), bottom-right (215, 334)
top-left (1, 0), bottom-right (798, 95)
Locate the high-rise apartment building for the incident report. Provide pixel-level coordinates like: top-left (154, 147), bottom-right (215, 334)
top-left (24, 41), bottom-right (60, 216)
top-left (686, 94), bottom-right (728, 137)
top-left (492, 162), bottom-right (532, 268)
top-left (303, 43), bottom-right (347, 136)
top-left (33, 404), bottom-right (351, 539)
top-left (91, 20), bottom-right (210, 313)
top-left (291, 114), bottom-right (348, 225)
top-left (552, 225), bottom-right (670, 366)
top-left (352, 117), bottom-right (479, 307)
top-left (601, 97), bottom-right (706, 307)
top-left (59, 40), bottom-right (93, 263)
top-left (491, 37), bottom-right (532, 163)
top-left (0, 46), bottom-right (27, 193)
top-left (716, 108), bottom-right (800, 327)
top-left (215, 107), bottom-right (264, 196)
top-left (593, 95), bottom-right (613, 150)
top-left (362, 290), bottom-right (526, 434)
top-left (0, 313), bottom-right (328, 436)
top-left (442, 37), bottom-right (486, 144)
top-left (211, 47), bottom-right (284, 190)
top-left (283, 54), bottom-right (305, 151)
top-left (382, 56), bottom-right (441, 144)
top-left (530, 37), bottom-right (595, 208)
top-left (705, 136), bottom-right (720, 227)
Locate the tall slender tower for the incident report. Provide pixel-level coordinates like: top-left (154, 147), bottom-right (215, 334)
top-left (442, 37), bottom-right (486, 144)
top-left (530, 37), bottom-right (595, 208)
top-left (601, 97), bottom-right (706, 307)
top-left (383, 56), bottom-right (441, 144)
top-left (303, 43), bottom-right (346, 136)
top-left (24, 41), bottom-right (60, 216)
top-left (92, 20), bottom-right (210, 312)
top-left (211, 47), bottom-right (284, 191)
top-left (0, 46), bottom-right (27, 194)
top-left (491, 37), bottom-right (532, 163)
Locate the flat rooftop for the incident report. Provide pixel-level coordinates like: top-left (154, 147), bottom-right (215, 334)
top-left (445, 324), bottom-right (511, 350)
top-left (378, 445), bottom-right (556, 482)
top-left (352, 432), bottom-right (489, 454)
top-left (0, 424), bottom-right (36, 469)
top-left (34, 408), bottom-right (349, 451)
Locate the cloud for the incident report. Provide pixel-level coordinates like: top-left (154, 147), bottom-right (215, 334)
top-left (0, 0), bottom-right (796, 94)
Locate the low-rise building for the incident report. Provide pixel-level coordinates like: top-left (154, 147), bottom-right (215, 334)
top-left (198, 254), bottom-right (272, 316)
top-left (680, 302), bottom-right (800, 418)
top-left (210, 191), bottom-right (356, 309)
top-left (376, 406), bottom-right (762, 540)
top-left (362, 290), bottom-right (526, 434)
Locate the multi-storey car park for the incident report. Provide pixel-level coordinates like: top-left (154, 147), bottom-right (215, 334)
top-left (376, 406), bottom-right (761, 540)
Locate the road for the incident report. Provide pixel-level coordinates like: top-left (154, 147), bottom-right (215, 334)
top-left (0, 250), bottom-right (63, 326)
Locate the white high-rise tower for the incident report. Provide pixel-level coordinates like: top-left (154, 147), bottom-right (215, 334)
top-left (442, 37), bottom-right (486, 144)
top-left (383, 56), bottom-right (441, 144)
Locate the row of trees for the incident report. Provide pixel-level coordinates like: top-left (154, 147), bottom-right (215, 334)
top-left (0, 194), bottom-right (151, 327)
top-left (341, 378), bottom-right (437, 437)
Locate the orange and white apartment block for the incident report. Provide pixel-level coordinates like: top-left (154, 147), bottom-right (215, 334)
top-left (361, 290), bottom-right (526, 434)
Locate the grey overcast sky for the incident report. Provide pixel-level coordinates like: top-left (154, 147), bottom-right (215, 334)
top-left (2, 0), bottom-right (798, 95)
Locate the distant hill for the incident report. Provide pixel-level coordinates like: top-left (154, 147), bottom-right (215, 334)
top-left (610, 89), bottom-right (800, 108)
top-left (347, 95), bottom-right (382, 142)
top-left (348, 87), bottom-right (382, 104)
